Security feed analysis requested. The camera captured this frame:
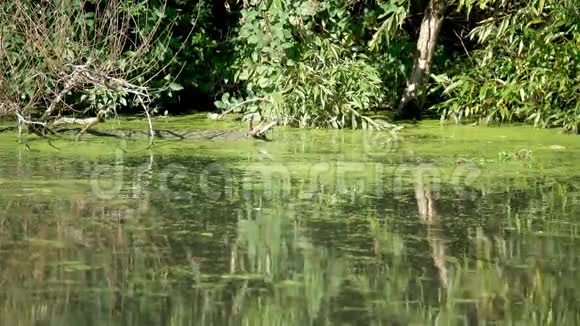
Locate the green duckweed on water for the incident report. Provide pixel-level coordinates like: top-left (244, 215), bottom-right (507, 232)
top-left (0, 116), bottom-right (579, 325)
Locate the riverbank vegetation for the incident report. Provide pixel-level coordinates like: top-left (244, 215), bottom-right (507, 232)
top-left (1, 0), bottom-right (578, 132)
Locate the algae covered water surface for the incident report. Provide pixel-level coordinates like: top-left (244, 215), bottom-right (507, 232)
top-left (0, 118), bottom-right (579, 325)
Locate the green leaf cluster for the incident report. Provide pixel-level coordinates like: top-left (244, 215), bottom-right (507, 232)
top-left (217, 0), bottom-right (408, 129)
top-left (432, 0), bottom-right (580, 133)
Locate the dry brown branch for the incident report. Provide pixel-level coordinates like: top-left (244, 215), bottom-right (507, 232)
top-left (41, 69), bottom-right (81, 120)
top-left (15, 112), bottom-right (53, 144)
top-left (247, 117), bottom-right (277, 141)
top-left (137, 95), bottom-right (155, 149)
top-left (1, 0), bottom-right (172, 138)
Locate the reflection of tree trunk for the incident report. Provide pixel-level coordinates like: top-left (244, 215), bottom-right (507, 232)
top-left (399, 0), bottom-right (446, 117)
top-left (230, 237), bottom-right (240, 274)
top-left (415, 179), bottom-right (436, 224)
top-left (428, 229), bottom-right (448, 289)
top-left (415, 179), bottom-right (448, 288)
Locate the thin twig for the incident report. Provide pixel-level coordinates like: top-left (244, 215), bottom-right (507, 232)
top-left (454, 30), bottom-right (472, 62)
top-left (137, 95), bottom-right (155, 149)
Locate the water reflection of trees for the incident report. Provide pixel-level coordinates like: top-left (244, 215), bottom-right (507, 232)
top-left (1, 155), bottom-right (580, 325)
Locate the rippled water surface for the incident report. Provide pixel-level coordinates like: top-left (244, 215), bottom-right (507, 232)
top-left (0, 121), bottom-right (579, 325)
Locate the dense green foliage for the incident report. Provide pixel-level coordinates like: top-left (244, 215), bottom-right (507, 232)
top-left (213, 0), bottom-right (409, 128)
top-left (433, 0), bottom-right (580, 133)
top-left (0, 0), bottom-right (578, 132)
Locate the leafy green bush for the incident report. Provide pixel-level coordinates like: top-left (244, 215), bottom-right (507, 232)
top-left (432, 0), bottom-right (580, 133)
top-left (274, 39), bottom-right (389, 128)
top-left (218, 37), bottom-right (389, 129)
top-left (215, 0), bottom-right (405, 129)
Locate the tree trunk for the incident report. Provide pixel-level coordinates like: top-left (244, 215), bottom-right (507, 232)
top-left (398, 0), bottom-right (447, 117)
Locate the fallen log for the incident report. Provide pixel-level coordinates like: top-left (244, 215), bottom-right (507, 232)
top-left (3, 112), bottom-right (277, 143)
top-left (51, 110), bottom-right (107, 141)
top-left (52, 127), bottom-right (270, 141)
top-left (1, 125), bottom-right (276, 142)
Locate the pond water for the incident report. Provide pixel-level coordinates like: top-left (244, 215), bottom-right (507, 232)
top-left (0, 121), bottom-right (579, 325)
